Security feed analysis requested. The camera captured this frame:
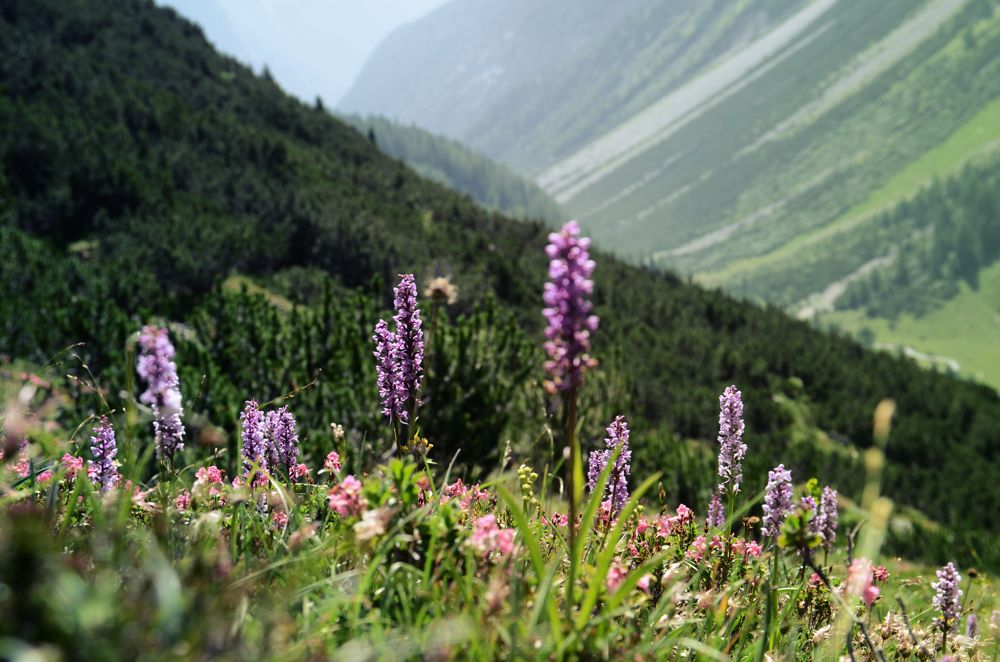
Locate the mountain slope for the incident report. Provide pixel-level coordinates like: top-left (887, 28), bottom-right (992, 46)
top-left (1, 0), bottom-right (998, 564)
top-left (344, 0), bottom-right (1000, 309)
top-left (340, 114), bottom-right (563, 222)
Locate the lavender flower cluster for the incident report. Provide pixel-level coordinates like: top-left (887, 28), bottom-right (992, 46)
top-left (89, 416), bottom-right (119, 493)
top-left (932, 561), bottom-right (963, 625)
top-left (542, 221), bottom-right (598, 394)
top-left (716, 385), bottom-right (746, 494)
top-left (373, 274), bottom-right (425, 423)
top-left (813, 486), bottom-right (838, 550)
top-left (136, 325), bottom-right (184, 461)
top-left (587, 415), bottom-right (632, 515)
top-left (762, 463), bottom-right (793, 538)
top-left (240, 400), bottom-right (300, 481)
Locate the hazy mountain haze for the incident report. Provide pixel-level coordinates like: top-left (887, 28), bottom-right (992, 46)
top-left (158, 0), bottom-right (449, 105)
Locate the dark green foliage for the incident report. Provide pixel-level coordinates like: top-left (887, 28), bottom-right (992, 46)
top-left (1, 0), bottom-right (998, 567)
top-left (341, 114), bottom-right (564, 223)
top-left (838, 155), bottom-right (1000, 318)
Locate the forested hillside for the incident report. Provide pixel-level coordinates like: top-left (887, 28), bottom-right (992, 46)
top-left (1, 0), bottom-right (999, 566)
top-left (340, 114), bottom-right (563, 222)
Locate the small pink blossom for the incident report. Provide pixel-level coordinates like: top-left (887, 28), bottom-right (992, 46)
top-left (873, 565), bottom-right (889, 583)
top-left (744, 541), bottom-right (762, 558)
top-left (61, 454), bottom-right (84, 479)
top-left (686, 535), bottom-right (708, 562)
top-left (847, 558), bottom-right (879, 608)
top-left (709, 535), bottom-right (723, 551)
top-left (290, 463), bottom-right (311, 482)
top-left (323, 451), bottom-right (341, 474)
top-left (176, 490), bottom-right (191, 511)
top-left (468, 514), bottom-right (515, 559)
top-left (808, 572), bottom-right (823, 589)
top-left (674, 504), bottom-right (694, 525)
top-left (637, 574), bottom-right (653, 593)
top-left (37, 470), bottom-right (53, 483)
top-left (195, 465), bottom-right (225, 485)
top-left (272, 509), bottom-right (288, 528)
top-left (606, 560), bottom-right (627, 593)
top-left (327, 475), bottom-right (364, 517)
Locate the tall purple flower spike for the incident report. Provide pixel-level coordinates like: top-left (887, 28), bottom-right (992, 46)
top-left (265, 406), bottom-right (299, 473)
top-left (762, 464), bottom-right (793, 538)
top-left (90, 416), bottom-right (119, 493)
top-left (136, 325), bottom-right (184, 461)
top-left (707, 492), bottom-right (725, 529)
top-left (543, 221), bottom-right (598, 394)
top-left (932, 562), bottom-right (963, 626)
top-left (716, 385), bottom-right (746, 494)
top-left (586, 415), bottom-right (632, 516)
top-left (240, 400), bottom-right (267, 479)
top-left (392, 274), bottom-right (424, 417)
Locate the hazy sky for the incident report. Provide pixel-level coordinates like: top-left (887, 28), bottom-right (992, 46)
top-left (160, 0), bottom-right (449, 106)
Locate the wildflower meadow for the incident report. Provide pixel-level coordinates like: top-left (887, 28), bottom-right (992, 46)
top-left (1, 222), bottom-right (996, 660)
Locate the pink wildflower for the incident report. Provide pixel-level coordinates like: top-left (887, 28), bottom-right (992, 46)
top-left (744, 541), bottom-right (762, 558)
top-left (327, 475), bottom-right (364, 517)
top-left (323, 451), bottom-right (341, 474)
top-left (37, 470), bottom-right (53, 483)
top-left (176, 490), bottom-right (191, 511)
top-left (272, 509), bottom-right (289, 528)
top-left (873, 565), bottom-right (889, 583)
top-left (606, 560), bottom-right (627, 593)
top-left (195, 465), bottom-right (225, 485)
top-left (468, 514), bottom-right (515, 559)
top-left (61, 454), bottom-right (84, 480)
top-left (636, 517), bottom-right (650, 534)
top-left (637, 574), bottom-right (653, 593)
top-left (686, 535), bottom-right (708, 562)
top-left (290, 463), bottom-right (311, 482)
top-left (674, 504), bottom-right (694, 526)
top-left (847, 558), bottom-right (879, 607)
top-left (809, 573), bottom-right (823, 589)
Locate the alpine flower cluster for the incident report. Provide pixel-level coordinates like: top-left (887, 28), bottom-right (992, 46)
top-left (240, 400), bottom-right (300, 482)
top-left (587, 415), bottom-right (632, 515)
top-left (542, 220), bottom-right (598, 394)
top-left (136, 325), bottom-right (184, 461)
top-left (373, 274), bottom-right (425, 423)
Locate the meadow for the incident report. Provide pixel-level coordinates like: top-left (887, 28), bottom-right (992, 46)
top-left (2, 223), bottom-right (995, 660)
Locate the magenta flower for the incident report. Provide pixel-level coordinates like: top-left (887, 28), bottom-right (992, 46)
top-left (61, 453), bottom-right (84, 480)
top-left (542, 221), bottom-right (598, 394)
top-left (136, 325), bottom-right (185, 461)
top-left (716, 385), bottom-right (746, 494)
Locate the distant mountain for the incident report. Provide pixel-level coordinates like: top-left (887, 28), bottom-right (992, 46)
top-left (340, 114), bottom-right (563, 222)
top-left (343, 0), bottom-right (1000, 385)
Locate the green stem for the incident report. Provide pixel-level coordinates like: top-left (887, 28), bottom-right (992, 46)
top-left (565, 386), bottom-right (579, 622)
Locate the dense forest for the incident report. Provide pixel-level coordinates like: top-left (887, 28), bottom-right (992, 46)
top-left (837, 154), bottom-right (1000, 318)
top-left (1, 0), bottom-right (998, 567)
top-left (341, 114), bottom-right (563, 223)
